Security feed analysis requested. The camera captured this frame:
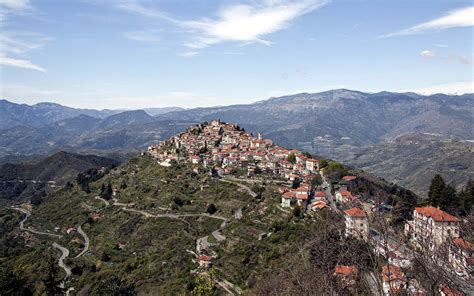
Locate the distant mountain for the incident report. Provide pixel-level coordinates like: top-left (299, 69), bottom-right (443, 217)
top-left (95, 110), bottom-right (156, 130)
top-left (0, 99), bottom-right (119, 129)
top-left (1, 90), bottom-right (472, 193)
top-left (156, 90), bottom-right (474, 153)
top-left (144, 107), bottom-right (185, 116)
top-left (342, 133), bottom-right (474, 197)
top-left (0, 151), bottom-right (119, 201)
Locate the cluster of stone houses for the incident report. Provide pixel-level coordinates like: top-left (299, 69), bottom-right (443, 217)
top-left (148, 120), bottom-right (320, 179)
top-left (148, 119), bottom-right (324, 209)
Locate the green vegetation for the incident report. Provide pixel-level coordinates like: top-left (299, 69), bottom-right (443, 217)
top-left (428, 174), bottom-right (473, 215)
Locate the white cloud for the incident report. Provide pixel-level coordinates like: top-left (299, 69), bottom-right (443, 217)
top-left (114, 0), bottom-right (329, 49)
top-left (0, 0), bottom-right (30, 10)
top-left (178, 51), bottom-right (199, 58)
top-left (181, 0), bottom-right (329, 49)
top-left (412, 81), bottom-right (474, 95)
top-left (420, 50), bottom-right (436, 58)
top-left (0, 56), bottom-right (46, 72)
top-left (434, 44), bottom-right (448, 48)
top-left (123, 30), bottom-right (161, 42)
top-left (0, 33), bottom-right (50, 54)
top-left (381, 6), bottom-right (474, 37)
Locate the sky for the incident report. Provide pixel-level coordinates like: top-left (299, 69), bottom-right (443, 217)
top-left (0, 0), bottom-right (473, 109)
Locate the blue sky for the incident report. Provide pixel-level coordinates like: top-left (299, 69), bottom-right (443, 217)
top-left (0, 0), bottom-right (473, 109)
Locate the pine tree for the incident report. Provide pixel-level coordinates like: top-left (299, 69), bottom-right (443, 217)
top-left (428, 174), bottom-right (445, 206)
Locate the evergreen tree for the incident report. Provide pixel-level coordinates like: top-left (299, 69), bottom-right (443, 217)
top-left (428, 174), bottom-right (445, 206)
top-left (42, 254), bottom-right (64, 296)
top-left (439, 184), bottom-right (457, 212)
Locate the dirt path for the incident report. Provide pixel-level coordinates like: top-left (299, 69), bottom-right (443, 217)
top-left (74, 225), bottom-right (90, 258)
top-left (94, 196), bottom-right (110, 206)
top-left (220, 179), bottom-right (258, 198)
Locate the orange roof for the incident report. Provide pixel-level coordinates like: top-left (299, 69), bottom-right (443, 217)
top-left (199, 255), bottom-right (214, 262)
top-left (382, 265), bottom-right (405, 282)
top-left (339, 190), bottom-right (352, 197)
top-left (282, 192), bottom-right (295, 199)
top-left (345, 208), bottom-right (366, 218)
top-left (312, 201), bottom-right (328, 209)
top-left (315, 191), bottom-right (326, 197)
top-left (452, 238), bottom-right (474, 251)
top-left (342, 176), bottom-right (357, 182)
top-left (439, 285), bottom-right (463, 296)
top-left (415, 206), bottom-right (460, 222)
top-left (334, 265), bottom-right (358, 276)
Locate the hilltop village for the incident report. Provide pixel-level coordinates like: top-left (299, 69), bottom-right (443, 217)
top-left (148, 120), bottom-right (473, 295)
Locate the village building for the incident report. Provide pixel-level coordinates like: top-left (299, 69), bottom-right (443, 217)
top-left (333, 265), bottom-right (358, 286)
top-left (381, 265), bottom-right (406, 295)
top-left (344, 207), bottom-right (368, 241)
top-left (335, 189), bottom-right (356, 203)
top-left (448, 237), bottom-right (474, 277)
top-left (281, 191), bottom-right (295, 208)
top-left (404, 206), bottom-right (460, 251)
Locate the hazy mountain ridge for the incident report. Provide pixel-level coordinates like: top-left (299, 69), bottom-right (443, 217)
top-left (0, 151), bottom-right (119, 201)
top-left (1, 90), bottom-right (472, 197)
top-left (343, 133), bottom-right (474, 197)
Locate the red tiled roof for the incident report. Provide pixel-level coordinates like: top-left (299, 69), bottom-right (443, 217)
top-left (344, 207), bottom-right (367, 218)
top-left (342, 176), bottom-right (357, 182)
top-left (334, 265), bottom-right (358, 276)
top-left (282, 192), bottom-right (295, 199)
top-left (382, 265), bottom-right (405, 282)
top-left (339, 190), bottom-right (352, 197)
top-left (452, 238), bottom-right (474, 252)
top-left (199, 255), bottom-right (214, 262)
top-left (315, 191), bottom-right (326, 197)
top-left (439, 285), bottom-right (463, 296)
top-left (415, 206), bottom-right (460, 222)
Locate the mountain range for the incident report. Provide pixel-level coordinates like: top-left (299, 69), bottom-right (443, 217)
top-left (1, 89), bottom-right (473, 196)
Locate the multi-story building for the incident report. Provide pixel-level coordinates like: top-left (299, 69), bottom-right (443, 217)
top-left (381, 265), bottom-right (406, 295)
top-left (344, 207), bottom-right (368, 241)
top-left (448, 237), bottom-right (473, 277)
top-left (404, 206), bottom-right (460, 251)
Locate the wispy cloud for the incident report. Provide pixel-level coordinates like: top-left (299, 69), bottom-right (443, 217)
top-left (0, 0), bottom-right (31, 11)
top-left (123, 30), bottom-right (161, 42)
top-left (0, 56), bottom-right (46, 72)
top-left (0, 1), bottom-right (48, 72)
top-left (381, 6), bottom-right (474, 37)
top-left (420, 50), bottom-right (436, 58)
top-left (182, 0), bottom-right (329, 49)
top-left (113, 0), bottom-right (329, 49)
top-left (178, 51), bottom-right (200, 58)
top-left (419, 49), bottom-right (471, 65)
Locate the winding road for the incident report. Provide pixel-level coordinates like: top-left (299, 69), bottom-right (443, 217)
top-left (11, 207), bottom-right (62, 238)
top-left (52, 242), bottom-right (72, 278)
top-left (74, 225), bottom-right (90, 258)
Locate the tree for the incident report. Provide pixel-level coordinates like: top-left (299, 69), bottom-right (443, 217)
top-left (287, 153), bottom-right (296, 164)
top-left (207, 203), bottom-right (217, 215)
top-left (42, 254), bottom-right (64, 296)
top-left (120, 180), bottom-right (127, 189)
top-left (428, 174), bottom-right (445, 206)
top-left (0, 266), bottom-right (32, 295)
top-left (192, 275), bottom-right (213, 296)
top-left (101, 182), bottom-right (113, 200)
top-left (292, 206), bottom-right (302, 218)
